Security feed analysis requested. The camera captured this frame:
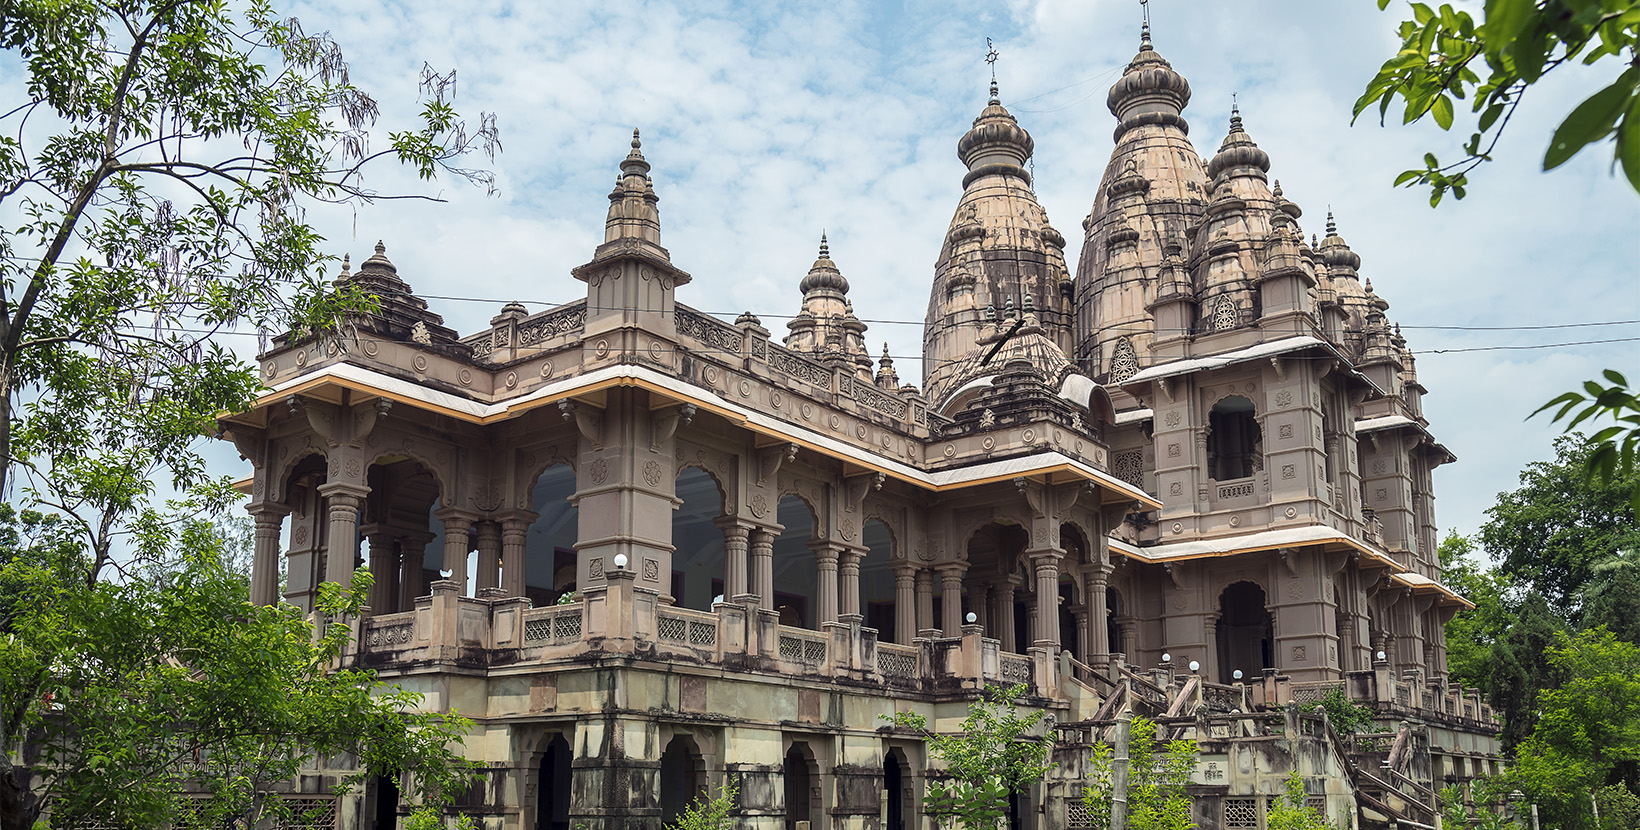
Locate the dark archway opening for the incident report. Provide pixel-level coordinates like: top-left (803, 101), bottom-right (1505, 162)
top-left (884, 749), bottom-right (907, 830)
top-left (1217, 581), bottom-right (1275, 684)
top-left (1106, 587), bottom-right (1123, 659)
top-left (660, 735), bottom-right (705, 825)
top-left (371, 774), bottom-right (399, 830)
top-left (784, 743), bottom-right (818, 830)
top-left (537, 734), bottom-right (571, 830)
top-left (1207, 395), bottom-right (1261, 481)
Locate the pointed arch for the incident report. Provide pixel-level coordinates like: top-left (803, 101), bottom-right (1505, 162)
top-left (1212, 293), bottom-right (1239, 331)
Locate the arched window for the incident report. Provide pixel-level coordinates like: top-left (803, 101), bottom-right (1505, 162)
top-left (1207, 396), bottom-right (1261, 481)
top-left (1108, 337), bottom-right (1139, 383)
top-left (1212, 294), bottom-right (1239, 331)
top-left (1217, 581), bottom-right (1275, 684)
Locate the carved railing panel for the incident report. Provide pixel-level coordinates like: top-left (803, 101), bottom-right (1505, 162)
top-left (777, 626), bottom-right (828, 665)
top-left (676, 309), bottom-right (744, 357)
top-left (517, 301), bottom-right (587, 348)
top-left (999, 653), bottom-right (1034, 685)
top-left (1289, 680), bottom-right (1346, 705)
top-left (876, 642), bottom-right (919, 678)
top-left (363, 612), bottom-right (416, 651)
top-left (657, 607), bottom-right (719, 648)
top-left (767, 344), bottom-right (833, 390)
top-left (848, 377), bottom-right (909, 419)
top-left (523, 605), bottom-right (583, 644)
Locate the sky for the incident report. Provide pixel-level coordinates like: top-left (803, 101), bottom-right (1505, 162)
top-left (10, 0), bottom-right (1639, 545)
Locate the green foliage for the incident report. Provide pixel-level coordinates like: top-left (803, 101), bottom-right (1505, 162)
top-left (0, 0), bottom-right (497, 578)
top-left (664, 779), bottom-right (739, 830)
top-left (1504, 628), bottom-right (1640, 830)
top-left (1311, 687), bottom-right (1377, 736)
top-left (1581, 547), bottom-right (1640, 641)
top-left (1438, 532), bottom-right (1516, 691)
top-left (1082, 716), bottom-right (1198, 830)
top-left (1437, 781), bottom-right (1524, 830)
top-left (1265, 773), bottom-right (1336, 830)
top-left (884, 683), bottom-right (1055, 830)
top-left (0, 509), bottom-right (475, 828)
top-left (1488, 591), bottom-right (1568, 754)
top-left (1356, 0), bottom-right (1640, 204)
top-left (1535, 371), bottom-right (1640, 519)
top-left (1594, 783), bottom-right (1640, 830)
top-left (1480, 435), bottom-right (1640, 614)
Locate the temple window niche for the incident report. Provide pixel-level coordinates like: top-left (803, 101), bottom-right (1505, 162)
top-left (1208, 396), bottom-right (1261, 481)
top-left (1108, 337), bottom-right (1139, 383)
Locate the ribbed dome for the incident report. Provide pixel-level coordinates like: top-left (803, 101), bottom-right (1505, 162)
top-left (799, 233), bottom-right (850, 294)
top-left (1106, 30), bottom-right (1192, 141)
top-left (957, 81), bottom-right (1034, 187)
top-left (1318, 212), bottom-right (1362, 271)
top-left (1206, 108), bottom-right (1271, 181)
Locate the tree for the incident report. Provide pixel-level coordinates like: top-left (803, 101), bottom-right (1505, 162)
top-left (0, 0), bottom-right (497, 577)
top-left (1487, 590), bottom-right (1566, 754)
top-left (0, 0), bottom-right (496, 825)
top-left (1506, 627), bottom-right (1640, 830)
top-left (0, 508), bottom-right (475, 829)
top-left (1355, 0), bottom-right (1640, 205)
top-left (884, 684), bottom-right (1056, 830)
top-left (1438, 531), bottom-right (1515, 691)
top-left (1581, 547), bottom-right (1640, 641)
top-left (1437, 780), bottom-right (1525, 830)
top-left (1480, 436), bottom-right (1640, 613)
top-left (1082, 716), bottom-right (1197, 830)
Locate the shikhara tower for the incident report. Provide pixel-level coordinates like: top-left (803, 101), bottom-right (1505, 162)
top-left (208, 21), bottom-right (1496, 830)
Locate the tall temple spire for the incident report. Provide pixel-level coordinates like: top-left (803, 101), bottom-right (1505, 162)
top-left (1140, 0), bottom-right (1153, 51)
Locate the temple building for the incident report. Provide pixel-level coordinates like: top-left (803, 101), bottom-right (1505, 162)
top-left (217, 23), bottom-right (1500, 830)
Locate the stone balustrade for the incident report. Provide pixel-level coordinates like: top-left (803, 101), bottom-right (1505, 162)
top-left (348, 576), bottom-right (1057, 698)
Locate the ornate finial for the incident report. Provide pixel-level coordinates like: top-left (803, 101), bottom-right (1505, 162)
top-left (819, 231), bottom-right (829, 258)
top-left (985, 304), bottom-right (996, 322)
top-left (631, 128), bottom-right (641, 150)
top-left (339, 254), bottom-right (350, 276)
top-left (1022, 291), bottom-right (1035, 312)
top-left (1230, 94), bottom-right (1242, 132)
top-left (1312, 233), bottom-right (1319, 248)
top-left (1140, 0), bottom-right (1153, 51)
top-left (985, 38), bottom-right (1000, 103)
top-left (374, 240), bottom-right (386, 256)
top-left (1273, 178), bottom-right (1283, 198)
top-left (1326, 209), bottom-right (1337, 235)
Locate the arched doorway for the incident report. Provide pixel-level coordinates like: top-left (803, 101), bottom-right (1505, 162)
top-left (784, 742), bottom-right (819, 830)
top-left (537, 734), bottom-right (571, 830)
top-left (1217, 581), bottom-right (1275, 684)
top-left (660, 735), bottom-right (706, 825)
top-left (1106, 587), bottom-right (1124, 660)
top-left (672, 467), bottom-right (727, 610)
top-left (884, 749), bottom-right (909, 830)
top-left (1207, 396), bottom-right (1261, 481)
top-left (362, 457), bottom-right (442, 613)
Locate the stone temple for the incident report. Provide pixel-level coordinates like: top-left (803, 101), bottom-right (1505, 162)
top-left (218, 23), bottom-right (1502, 830)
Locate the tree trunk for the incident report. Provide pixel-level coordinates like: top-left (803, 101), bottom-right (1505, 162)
top-left (0, 361), bottom-right (12, 501)
top-left (0, 768), bottom-right (39, 830)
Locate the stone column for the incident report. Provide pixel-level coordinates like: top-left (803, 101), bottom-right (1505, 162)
top-left (1086, 569), bottom-right (1111, 665)
top-left (915, 568), bottom-right (935, 633)
top-left (893, 563), bottom-right (917, 645)
top-left (247, 503), bottom-right (289, 607)
top-left (1073, 607), bottom-right (1091, 666)
top-left (399, 532), bottom-right (435, 610)
top-left (939, 564), bottom-right (966, 637)
top-left (363, 530), bottom-right (398, 613)
top-left (317, 483), bottom-right (368, 588)
top-left (838, 548), bottom-right (862, 617)
top-left (971, 583), bottom-right (991, 633)
top-left (750, 527), bottom-right (776, 608)
top-left (715, 518), bottom-right (750, 598)
top-left (1117, 615), bottom-right (1139, 660)
top-left (499, 512), bottom-right (535, 598)
top-left (995, 582), bottom-right (1017, 653)
top-left (475, 520), bottom-right (503, 592)
top-left (1031, 552), bottom-right (1063, 649)
top-left (812, 542), bottom-right (840, 625)
top-left (435, 509), bottom-right (478, 589)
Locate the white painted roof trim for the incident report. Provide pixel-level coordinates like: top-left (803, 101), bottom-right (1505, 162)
top-left (1355, 414), bottom-right (1418, 433)
top-left (262, 361), bottom-right (1157, 502)
top-left (1115, 408), bottom-right (1154, 425)
top-left (1122, 336), bottom-right (1328, 385)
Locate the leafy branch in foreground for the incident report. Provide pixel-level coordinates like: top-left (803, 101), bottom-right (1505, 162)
top-left (665, 778), bottom-right (739, 830)
top-left (1534, 370), bottom-right (1640, 517)
top-left (1355, 0), bottom-right (1640, 205)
